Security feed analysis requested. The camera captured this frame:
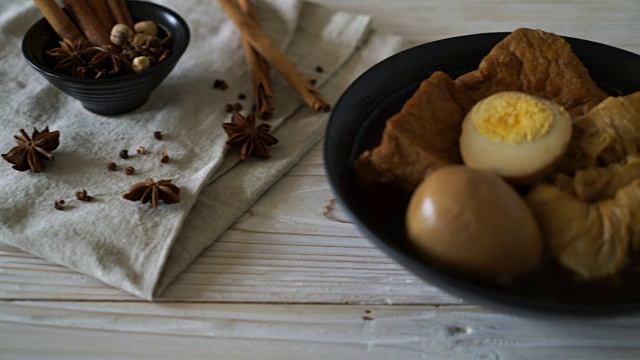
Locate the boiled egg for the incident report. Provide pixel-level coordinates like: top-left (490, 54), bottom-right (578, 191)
top-left (406, 165), bottom-right (543, 282)
top-left (460, 91), bottom-right (572, 186)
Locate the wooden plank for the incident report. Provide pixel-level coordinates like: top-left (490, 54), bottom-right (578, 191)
top-left (311, 0), bottom-right (640, 53)
top-left (1, 302), bottom-right (640, 359)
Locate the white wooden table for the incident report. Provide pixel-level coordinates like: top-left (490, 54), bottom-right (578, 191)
top-left (3, 1), bottom-right (640, 358)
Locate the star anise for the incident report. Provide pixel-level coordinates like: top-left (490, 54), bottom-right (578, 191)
top-left (223, 111), bottom-right (278, 160)
top-left (46, 38), bottom-right (99, 78)
top-left (122, 178), bottom-right (181, 209)
top-left (1, 127), bottom-right (60, 173)
top-left (89, 45), bottom-right (132, 78)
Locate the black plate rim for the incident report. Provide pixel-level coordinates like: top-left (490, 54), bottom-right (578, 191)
top-left (324, 31), bottom-right (640, 317)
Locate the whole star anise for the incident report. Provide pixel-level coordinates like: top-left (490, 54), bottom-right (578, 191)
top-left (1, 127), bottom-right (60, 173)
top-left (89, 45), bottom-right (132, 78)
top-left (223, 111), bottom-right (278, 160)
top-left (46, 38), bottom-right (99, 78)
top-left (122, 178), bottom-right (180, 209)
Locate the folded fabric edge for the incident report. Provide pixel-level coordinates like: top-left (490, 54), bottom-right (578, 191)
top-left (152, 29), bottom-right (407, 299)
top-left (151, 7), bottom-right (374, 300)
top-left (152, 104), bottom-right (325, 298)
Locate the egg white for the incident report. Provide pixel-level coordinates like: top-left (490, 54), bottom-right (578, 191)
top-left (460, 94), bottom-right (572, 185)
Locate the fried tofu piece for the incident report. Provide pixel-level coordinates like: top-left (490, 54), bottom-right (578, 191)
top-left (560, 92), bottom-right (640, 173)
top-left (525, 181), bottom-right (638, 280)
top-left (528, 153), bottom-right (640, 279)
top-left (554, 155), bottom-right (640, 203)
top-left (456, 28), bottom-right (608, 117)
top-left (354, 71), bottom-right (472, 191)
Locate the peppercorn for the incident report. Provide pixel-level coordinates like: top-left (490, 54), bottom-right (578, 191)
top-left (76, 189), bottom-right (94, 202)
top-left (54, 200), bottom-right (65, 211)
top-left (161, 151), bottom-right (170, 164)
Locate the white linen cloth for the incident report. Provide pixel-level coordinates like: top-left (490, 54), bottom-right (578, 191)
top-left (0, 0), bottom-right (406, 299)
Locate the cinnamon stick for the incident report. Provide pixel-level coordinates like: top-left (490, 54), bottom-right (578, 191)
top-left (106, 0), bottom-right (133, 28)
top-left (33, 0), bottom-right (84, 42)
top-left (237, 0), bottom-right (275, 120)
top-left (218, 0), bottom-right (331, 112)
top-left (62, 0), bottom-right (111, 46)
top-left (87, 0), bottom-right (116, 31)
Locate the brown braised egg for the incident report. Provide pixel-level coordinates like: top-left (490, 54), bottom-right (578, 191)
top-left (406, 165), bottom-right (543, 282)
top-left (460, 91), bottom-right (572, 186)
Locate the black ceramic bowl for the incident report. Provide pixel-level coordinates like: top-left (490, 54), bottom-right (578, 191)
top-left (22, 1), bottom-right (190, 116)
top-left (325, 32), bottom-right (640, 316)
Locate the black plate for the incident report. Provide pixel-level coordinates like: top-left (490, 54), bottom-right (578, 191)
top-left (324, 32), bottom-right (640, 316)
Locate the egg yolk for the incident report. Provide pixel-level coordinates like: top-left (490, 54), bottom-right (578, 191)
top-left (471, 92), bottom-right (554, 144)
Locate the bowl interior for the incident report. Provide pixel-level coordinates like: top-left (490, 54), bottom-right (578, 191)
top-left (22, 0), bottom-right (190, 82)
top-left (325, 32), bottom-right (640, 316)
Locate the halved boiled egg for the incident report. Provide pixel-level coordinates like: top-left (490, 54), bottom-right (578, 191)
top-left (460, 91), bottom-right (572, 186)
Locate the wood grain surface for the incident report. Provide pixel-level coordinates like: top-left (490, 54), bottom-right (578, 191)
top-left (2, 302), bottom-right (640, 360)
top-left (2, 0), bottom-right (640, 358)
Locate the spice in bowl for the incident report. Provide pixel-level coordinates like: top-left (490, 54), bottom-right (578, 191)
top-left (34, 0), bottom-right (172, 79)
